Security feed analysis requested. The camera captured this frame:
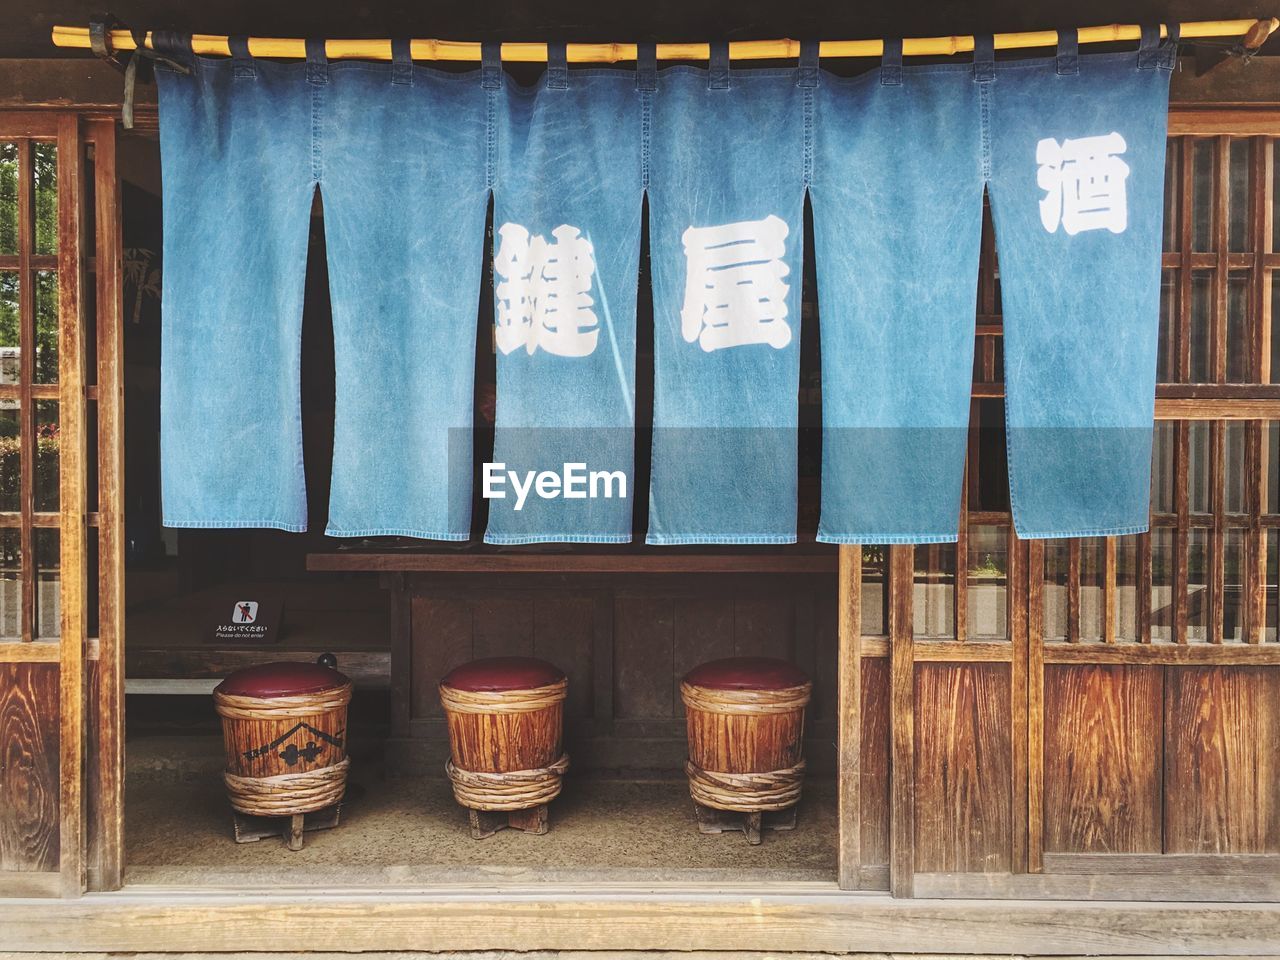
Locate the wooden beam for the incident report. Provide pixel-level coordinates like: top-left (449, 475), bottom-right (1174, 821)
top-left (15, 135), bottom-right (35, 649)
top-left (835, 544), bottom-right (861, 891)
top-left (3, 889), bottom-right (1279, 954)
top-left (1008, 530), bottom-right (1029, 875)
top-left (306, 552), bottom-right (838, 574)
top-left (1043, 640), bottom-right (1280, 664)
top-left (1026, 538), bottom-right (1045, 874)
top-left (55, 113), bottom-right (87, 900)
top-left (89, 117), bottom-right (124, 893)
top-left (0, 640), bottom-right (59, 662)
top-left (888, 544), bottom-right (914, 898)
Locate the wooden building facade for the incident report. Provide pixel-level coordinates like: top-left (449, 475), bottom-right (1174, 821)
top-left (0, 10), bottom-right (1279, 954)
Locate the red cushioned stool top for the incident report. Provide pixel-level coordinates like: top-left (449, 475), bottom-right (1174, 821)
top-left (442, 656), bottom-right (566, 692)
top-left (683, 656), bottom-right (809, 691)
top-left (215, 661), bottom-right (350, 699)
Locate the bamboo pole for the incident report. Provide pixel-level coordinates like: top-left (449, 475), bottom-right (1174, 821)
top-left (50, 19), bottom-right (1279, 63)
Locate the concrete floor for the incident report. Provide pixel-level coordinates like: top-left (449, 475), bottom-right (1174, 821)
top-left (124, 736), bottom-right (837, 887)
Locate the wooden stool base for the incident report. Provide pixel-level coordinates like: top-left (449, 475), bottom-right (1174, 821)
top-left (468, 803), bottom-right (549, 839)
top-left (232, 803), bottom-right (342, 851)
top-left (693, 803), bottom-right (796, 845)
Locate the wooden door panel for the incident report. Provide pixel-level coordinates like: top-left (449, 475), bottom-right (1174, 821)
top-left (860, 656), bottom-right (890, 873)
top-left (913, 662), bottom-right (1012, 873)
top-left (0, 662), bottom-right (58, 872)
top-left (1042, 664), bottom-right (1163, 854)
top-left (1165, 665), bottom-right (1280, 853)
top-left (0, 113), bottom-right (119, 897)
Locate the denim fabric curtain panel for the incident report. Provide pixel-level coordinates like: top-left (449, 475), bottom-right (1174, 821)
top-left (154, 28), bottom-right (1176, 544)
top-left (485, 41), bottom-right (644, 544)
top-left (810, 39), bottom-right (985, 544)
top-left (988, 28), bottom-right (1176, 538)
top-left (156, 36), bottom-right (490, 539)
top-left (811, 30), bottom-right (1174, 542)
top-left (645, 43), bottom-right (810, 544)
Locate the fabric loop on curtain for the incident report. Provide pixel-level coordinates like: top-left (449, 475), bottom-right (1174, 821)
top-left (796, 40), bottom-right (819, 88)
top-left (973, 34), bottom-right (995, 82)
top-left (391, 38), bottom-right (413, 85)
top-left (880, 38), bottom-right (903, 85)
top-left (305, 37), bottom-right (328, 85)
top-left (636, 42), bottom-right (657, 91)
top-left (229, 36), bottom-right (256, 79)
top-left (547, 40), bottom-right (569, 89)
top-left (151, 30), bottom-right (193, 64)
top-left (481, 41), bottom-right (503, 88)
top-left (1138, 24), bottom-right (1161, 69)
top-left (708, 41), bottom-right (730, 90)
top-left (1160, 23), bottom-right (1181, 70)
top-left (1055, 30), bottom-right (1079, 76)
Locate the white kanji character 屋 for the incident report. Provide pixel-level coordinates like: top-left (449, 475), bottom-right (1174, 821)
top-left (680, 214), bottom-right (792, 352)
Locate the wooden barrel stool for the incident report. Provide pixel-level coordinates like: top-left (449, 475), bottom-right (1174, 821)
top-left (680, 657), bottom-right (812, 845)
top-left (213, 658), bottom-right (352, 850)
top-left (439, 656), bottom-right (570, 839)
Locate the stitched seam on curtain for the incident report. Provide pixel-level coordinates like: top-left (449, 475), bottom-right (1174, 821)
top-left (817, 533), bottom-right (962, 545)
top-left (324, 527), bottom-right (472, 540)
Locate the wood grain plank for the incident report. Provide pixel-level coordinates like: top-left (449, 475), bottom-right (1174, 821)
top-left (1213, 136), bottom-right (1229, 384)
top-left (0, 662), bottom-right (58, 872)
top-left (87, 117), bottom-right (123, 892)
top-left (914, 868), bottom-right (1280, 901)
top-left (1027, 538), bottom-right (1045, 873)
top-left (4, 891), bottom-right (1280, 954)
top-left (861, 655), bottom-right (891, 879)
top-left (1175, 420), bottom-right (1191, 644)
top-left (1042, 664), bottom-right (1163, 854)
top-left (1137, 530), bottom-right (1153, 644)
top-left (1103, 537), bottom-right (1117, 644)
top-left (1043, 641), bottom-right (1280, 665)
top-left (912, 662), bottom-right (1012, 874)
top-left (1209, 420), bottom-right (1225, 644)
top-left (1009, 531), bottom-right (1028, 875)
top-left (888, 545), bottom-right (914, 897)
top-left (1067, 539), bottom-right (1081, 643)
top-left (836, 545), bottom-right (860, 889)
top-left (17, 137), bottom-right (33, 645)
top-left (1165, 665), bottom-right (1280, 853)
top-left (307, 553), bottom-right (838, 574)
top-left (56, 112), bottom-right (87, 898)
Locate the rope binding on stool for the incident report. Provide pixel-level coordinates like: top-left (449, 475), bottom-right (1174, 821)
top-left (684, 758), bottom-right (806, 812)
top-left (445, 753), bottom-right (571, 811)
top-left (214, 681), bottom-right (353, 720)
top-left (439, 676), bottom-right (568, 714)
top-left (679, 680), bottom-right (811, 715)
top-left (223, 757), bottom-right (350, 816)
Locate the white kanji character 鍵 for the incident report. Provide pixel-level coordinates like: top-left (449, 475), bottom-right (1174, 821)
top-left (494, 222), bottom-right (599, 357)
top-left (680, 214), bottom-right (792, 352)
top-left (1036, 132), bottom-right (1130, 236)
